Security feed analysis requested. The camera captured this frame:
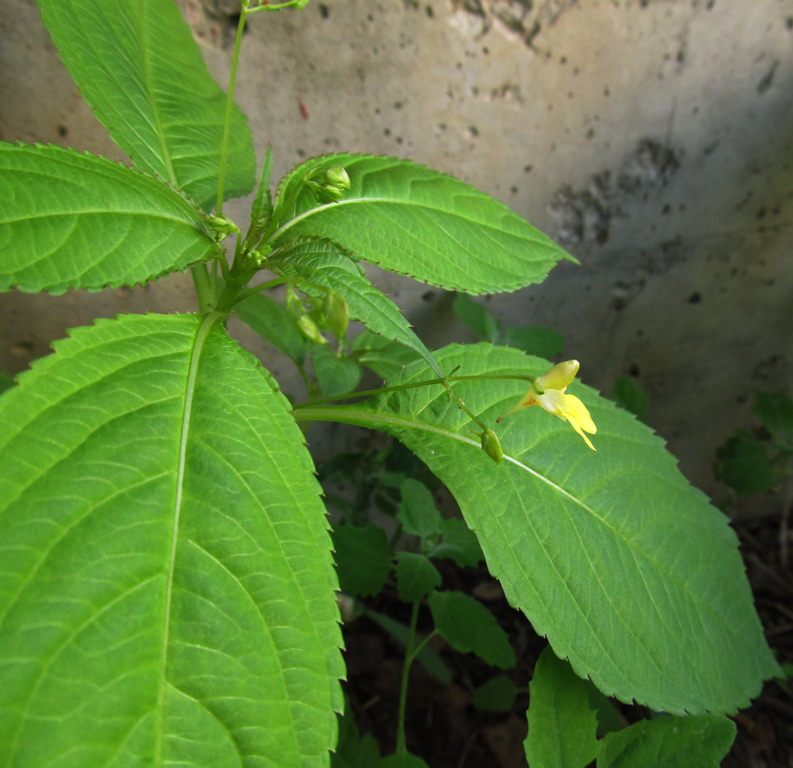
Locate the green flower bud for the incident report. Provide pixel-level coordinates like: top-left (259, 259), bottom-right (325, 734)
top-left (305, 164), bottom-right (351, 204)
top-left (323, 291), bottom-right (349, 339)
top-left (324, 164), bottom-right (350, 191)
top-left (478, 428), bottom-right (503, 464)
top-left (205, 213), bottom-right (240, 241)
top-left (297, 314), bottom-right (327, 345)
top-left (286, 285), bottom-right (304, 318)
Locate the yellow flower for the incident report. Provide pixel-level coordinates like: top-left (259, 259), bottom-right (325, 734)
top-left (496, 360), bottom-right (597, 450)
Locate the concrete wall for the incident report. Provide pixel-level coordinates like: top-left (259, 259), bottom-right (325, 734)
top-left (1, 0), bottom-right (791, 498)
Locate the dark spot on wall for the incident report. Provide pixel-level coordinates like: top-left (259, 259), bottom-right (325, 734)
top-left (629, 364), bottom-right (640, 377)
top-left (56, 124), bottom-right (68, 137)
top-left (688, 291), bottom-right (702, 304)
top-left (756, 60), bottom-right (778, 94)
top-left (421, 291), bottom-right (435, 302)
top-left (318, 3), bottom-right (329, 18)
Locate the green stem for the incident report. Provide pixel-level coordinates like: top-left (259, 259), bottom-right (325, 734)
top-left (409, 629), bottom-right (439, 664)
top-left (396, 601), bottom-right (421, 755)
top-left (191, 263), bottom-right (214, 313)
top-left (215, 277), bottom-right (287, 312)
top-left (215, 7), bottom-right (248, 215)
top-left (297, 373), bottom-right (537, 407)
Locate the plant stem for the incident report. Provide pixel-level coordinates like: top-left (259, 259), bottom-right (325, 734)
top-left (215, 7), bottom-right (248, 215)
top-left (296, 373), bottom-right (537, 407)
top-left (396, 601), bottom-right (421, 755)
top-left (191, 263), bottom-right (214, 313)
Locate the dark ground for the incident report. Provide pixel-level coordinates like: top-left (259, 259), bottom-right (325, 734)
top-left (342, 510), bottom-right (793, 767)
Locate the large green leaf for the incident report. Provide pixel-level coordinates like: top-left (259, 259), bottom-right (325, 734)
top-left (0, 143), bottom-right (220, 293)
top-left (37, 0), bottom-right (255, 210)
top-left (0, 314), bottom-right (342, 766)
top-left (294, 343), bottom-right (779, 715)
top-left (269, 239), bottom-right (442, 376)
top-left (267, 155), bottom-right (571, 294)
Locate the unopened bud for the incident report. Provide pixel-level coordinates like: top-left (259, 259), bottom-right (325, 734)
top-left (297, 314), bottom-right (327, 345)
top-left (478, 428), bottom-right (503, 464)
top-left (323, 291), bottom-right (349, 339)
top-left (305, 164), bottom-right (351, 204)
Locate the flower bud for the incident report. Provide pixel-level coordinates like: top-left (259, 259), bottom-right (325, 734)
top-left (305, 164), bottom-right (351, 204)
top-left (478, 428), bottom-right (503, 464)
top-left (323, 291), bottom-right (349, 339)
top-left (297, 314), bottom-right (327, 345)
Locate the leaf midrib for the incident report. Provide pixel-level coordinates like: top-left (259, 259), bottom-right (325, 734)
top-left (268, 196), bottom-right (549, 245)
top-left (137, 0), bottom-right (178, 186)
top-left (154, 311), bottom-right (222, 764)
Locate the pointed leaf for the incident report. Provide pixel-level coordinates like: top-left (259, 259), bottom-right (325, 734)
top-left (394, 552), bottom-right (441, 602)
top-left (37, 0), bottom-right (255, 209)
top-left (428, 590), bottom-right (515, 669)
top-left (293, 343), bottom-right (779, 714)
top-left (524, 647), bottom-right (599, 768)
top-left (268, 155), bottom-right (571, 294)
top-left (597, 715), bottom-right (736, 768)
top-left (0, 143), bottom-right (220, 293)
top-left (270, 239), bottom-right (442, 376)
top-left (0, 313), bottom-right (342, 766)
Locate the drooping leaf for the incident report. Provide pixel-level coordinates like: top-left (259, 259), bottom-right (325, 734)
top-left (0, 143), bottom-right (220, 293)
top-left (294, 343), bottom-right (780, 714)
top-left (398, 479), bottom-right (441, 539)
top-left (270, 239), bottom-right (442, 376)
top-left (428, 590), bottom-right (515, 669)
top-left (351, 330), bottom-right (422, 380)
top-left (394, 552), bottom-right (442, 602)
top-left (597, 714), bottom-right (736, 768)
top-left (364, 609), bottom-right (451, 684)
top-left (267, 155), bottom-right (572, 294)
top-left (331, 524), bottom-right (391, 598)
top-left (233, 289), bottom-right (310, 364)
top-left (37, 0), bottom-right (255, 209)
top-left (524, 647), bottom-right (599, 768)
top-left (472, 674), bottom-right (519, 712)
top-left (0, 313), bottom-right (342, 767)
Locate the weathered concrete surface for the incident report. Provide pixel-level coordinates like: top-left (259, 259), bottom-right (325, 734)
top-left (1, 0), bottom-right (791, 498)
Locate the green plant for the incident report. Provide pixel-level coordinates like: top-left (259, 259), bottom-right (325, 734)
top-left (0, 1), bottom-right (779, 766)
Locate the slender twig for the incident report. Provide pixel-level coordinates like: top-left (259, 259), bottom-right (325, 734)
top-left (296, 373), bottom-right (537, 408)
top-left (396, 601), bottom-right (421, 755)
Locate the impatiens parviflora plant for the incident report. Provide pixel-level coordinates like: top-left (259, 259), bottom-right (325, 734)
top-left (0, 0), bottom-right (779, 765)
